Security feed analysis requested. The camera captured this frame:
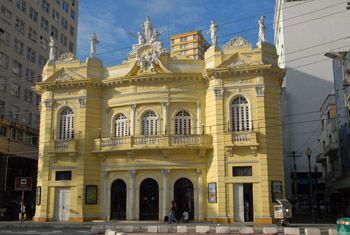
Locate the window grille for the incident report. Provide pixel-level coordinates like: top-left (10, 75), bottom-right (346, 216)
top-left (59, 108), bottom-right (74, 139)
top-left (115, 113), bottom-right (129, 137)
top-left (174, 110), bottom-right (192, 135)
top-left (231, 96), bottom-right (251, 132)
top-left (142, 111), bottom-right (159, 136)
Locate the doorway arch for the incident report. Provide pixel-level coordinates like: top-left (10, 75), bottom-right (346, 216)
top-left (110, 179), bottom-right (127, 220)
top-left (174, 178), bottom-right (194, 220)
top-left (139, 178), bottom-right (159, 220)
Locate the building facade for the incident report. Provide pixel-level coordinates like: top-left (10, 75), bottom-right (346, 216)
top-left (170, 31), bottom-right (210, 60)
top-left (0, 0), bottom-right (78, 219)
top-left (274, 0), bottom-right (350, 202)
top-left (33, 18), bottom-right (285, 223)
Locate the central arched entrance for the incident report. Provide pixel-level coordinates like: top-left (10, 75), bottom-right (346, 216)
top-left (174, 178), bottom-right (194, 220)
top-left (139, 178), bottom-right (159, 220)
top-left (110, 179), bottom-right (127, 220)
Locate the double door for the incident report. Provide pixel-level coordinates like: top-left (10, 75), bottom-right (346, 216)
top-left (55, 188), bottom-right (71, 221)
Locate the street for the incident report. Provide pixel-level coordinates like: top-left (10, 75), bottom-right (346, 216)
top-left (0, 229), bottom-right (93, 235)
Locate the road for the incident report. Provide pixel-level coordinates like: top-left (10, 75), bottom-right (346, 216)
top-left (0, 229), bottom-right (93, 235)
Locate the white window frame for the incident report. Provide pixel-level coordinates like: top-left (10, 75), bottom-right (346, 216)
top-left (115, 113), bottom-right (129, 137)
top-left (59, 108), bottom-right (74, 139)
top-left (174, 110), bottom-right (192, 135)
top-left (142, 111), bottom-right (159, 136)
top-left (231, 96), bottom-right (251, 132)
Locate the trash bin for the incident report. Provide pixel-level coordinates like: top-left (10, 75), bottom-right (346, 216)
top-left (337, 218), bottom-right (350, 235)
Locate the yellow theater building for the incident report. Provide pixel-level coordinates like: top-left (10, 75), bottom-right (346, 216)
top-left (33, 17), bottom-right (285, 224)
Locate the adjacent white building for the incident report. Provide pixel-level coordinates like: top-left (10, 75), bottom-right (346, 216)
top-left (274, 0), bottom-right (350, 200)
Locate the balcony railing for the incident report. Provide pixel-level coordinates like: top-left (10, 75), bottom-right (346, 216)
top-left (48, 139), bottom-right (78, 153)
top-left (94, 134), bottom-right (212, 152)
top-left (230, 131), bottom-right (258, 146)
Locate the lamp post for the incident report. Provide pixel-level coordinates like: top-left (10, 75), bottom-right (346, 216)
top-left (305, 147), bottom-right (313, 216)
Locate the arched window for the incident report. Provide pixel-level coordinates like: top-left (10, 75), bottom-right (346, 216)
top-left (142, 111), bottom-right (159, 136)
top-left (59, 108), bottom-right (74, 139)
top-left (231, 96), bottom-right (251, 132)
top-left (174, 110), bottom-right (192, 135)
top-left (115, 113), bottom-right (129, 137)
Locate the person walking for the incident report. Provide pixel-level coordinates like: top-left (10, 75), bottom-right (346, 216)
top-left (168, 201), bottom-right (178, 224)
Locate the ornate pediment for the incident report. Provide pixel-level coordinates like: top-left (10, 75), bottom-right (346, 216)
top-left (224, 36), bottom-right (252, 49)
top-left (56, 72), bottom-right (74, 81)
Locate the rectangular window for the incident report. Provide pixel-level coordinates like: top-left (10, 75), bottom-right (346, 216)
top-left (51, 26), bottom-right (58, 39)
top-left (29, 7), bottom-right (38, 22)
top-left (16, 0), bottom-right (26, 12)
top-left (0, 100), bottom-right (5, 117)
top-left (14, 38), bottom-right (24, 55)
top-left (10, 83), bottom-right (20, 97)
top-left (0, 126), bottom-right (6, 136)
top-left (28, 27), bottom-right (37, 42)
top-left (60, 34), bottom-right (67, 47)
top-left (35, 94), bottom-right (41, 105)
top-left (9, 105), bottom-right (19, 120)
top-left (70, 9), bottom-right (75, 20)
top-left (0, 76), bottom-right (6, 92)
top-left (39, 36), bottom-right (48, 49)
top-left (69, 25), bottom-right (74, 36)
top-left (15, 17), bottom-right (25, 33)
top-left (55, 171), bottom-right (72, 180)
top-left (38, 55), bottom-right (47, 68)
top-left (0, 6), bottom-right (12, 24)
top-left (68, 41), bottom-right (74, 52)
top-left (25, 68), bottom-right (35, 82)
top-left (232, 166), bottom-right (252, 176)
top-left (62, 1), bottom-right (68, 12)
top-left (0, 52), bottom-right (9, 69)
top-left (52, 9), bottom-right (59, 22)
top-left (22, 110), bottom-right (32, 124)
top-left (24, 89), bottom-right (33, 103)
top-left (41, 0), bottom-right (50, 13)
top-left (26, 47), bottom-right (36, 63)
top-left (0, 28), bottom-right (11, 46)
top-left (61, 17), bottom-right (68, 29)
top-left (41, 17), bottom-right (49, 31)
top-left (12, 60), bottom-right (22, 77)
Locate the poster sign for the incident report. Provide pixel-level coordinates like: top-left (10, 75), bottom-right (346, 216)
top-left (36, 186), bottom-right (41, 205)
top-left (208, 182), bottom-right (217, 203)
top-left (85, 185), bottom-right (97, 204)
top-left (15, 177), bottom-right (32, 191)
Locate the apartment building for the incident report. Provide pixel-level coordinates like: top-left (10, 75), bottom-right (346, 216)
top-left (0, 0), bottom-right (78, 220)
top-left (274, 0), bottom-right (350, 203)
top-left (170, 31), bottom-right (210, 59)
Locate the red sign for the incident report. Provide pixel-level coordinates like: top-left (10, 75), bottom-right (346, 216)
top-left (15, 177), bottom-right (32, 191)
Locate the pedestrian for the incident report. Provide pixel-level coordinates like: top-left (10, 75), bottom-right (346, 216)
top-left (168, 200), bottom-right (178, 224)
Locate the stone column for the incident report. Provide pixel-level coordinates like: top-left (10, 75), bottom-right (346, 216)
top-left (129, 170), bottom-right (136, 220)
top-left (162, 102), bottom-right (168, 134)
top-left (196, 102), bottom-right (201, 134)
top-left (162, 169), bottom-right (170, 219)
top-left (130, 104), bottom-right (136, 136)
top-left (197, 169), bottom-right (204, 220)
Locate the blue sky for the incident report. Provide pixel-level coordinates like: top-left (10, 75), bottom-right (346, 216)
top-left (77, 0), bottom-right (275, 66)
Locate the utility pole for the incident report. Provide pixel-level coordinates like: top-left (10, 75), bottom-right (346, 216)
top-left (287, 151), bottom-right (302, 204)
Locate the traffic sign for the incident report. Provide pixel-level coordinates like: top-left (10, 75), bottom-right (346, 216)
top-left (15, 177), bottom-right (32, 191)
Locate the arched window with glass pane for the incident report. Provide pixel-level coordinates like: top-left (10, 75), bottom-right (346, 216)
top-left (142, 111), bottom-right (159, 136)
top-left (231, 96), bottom-right (251, 132)
top-left (115, 113), bottom-right (129, 137)
top-left (174, 110), bottom-right (192, 135)
top-left (59, 108), bottom-right (74, 139)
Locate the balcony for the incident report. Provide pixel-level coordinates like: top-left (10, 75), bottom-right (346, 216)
top-left (48, 139), bottom-right (78, 153)
top-left (94, 134), bottom-right (212, 152)
top-left (230, 131), bottom-right (258, 147)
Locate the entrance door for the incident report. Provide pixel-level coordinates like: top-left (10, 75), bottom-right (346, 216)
top-left (55, 188), bottom-right (71, 221)
top-left (139, 178), bottom-right (159, 220)
top-left (174, 178), bottom-right (194, 220)
top-left (110, 179), bottom-right (127, 220)
top-left (234, 183), bottom-right (253, 222)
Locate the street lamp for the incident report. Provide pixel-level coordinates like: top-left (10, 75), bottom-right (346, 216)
top-left (305, 147), bottom-right (313, 216)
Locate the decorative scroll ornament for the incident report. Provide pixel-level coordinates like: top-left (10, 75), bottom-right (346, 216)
top-left (224, 36), bottom-right (251, 49)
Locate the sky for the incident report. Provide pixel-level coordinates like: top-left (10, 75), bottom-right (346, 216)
top-left (77, 0), bottom-right (276, 66)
